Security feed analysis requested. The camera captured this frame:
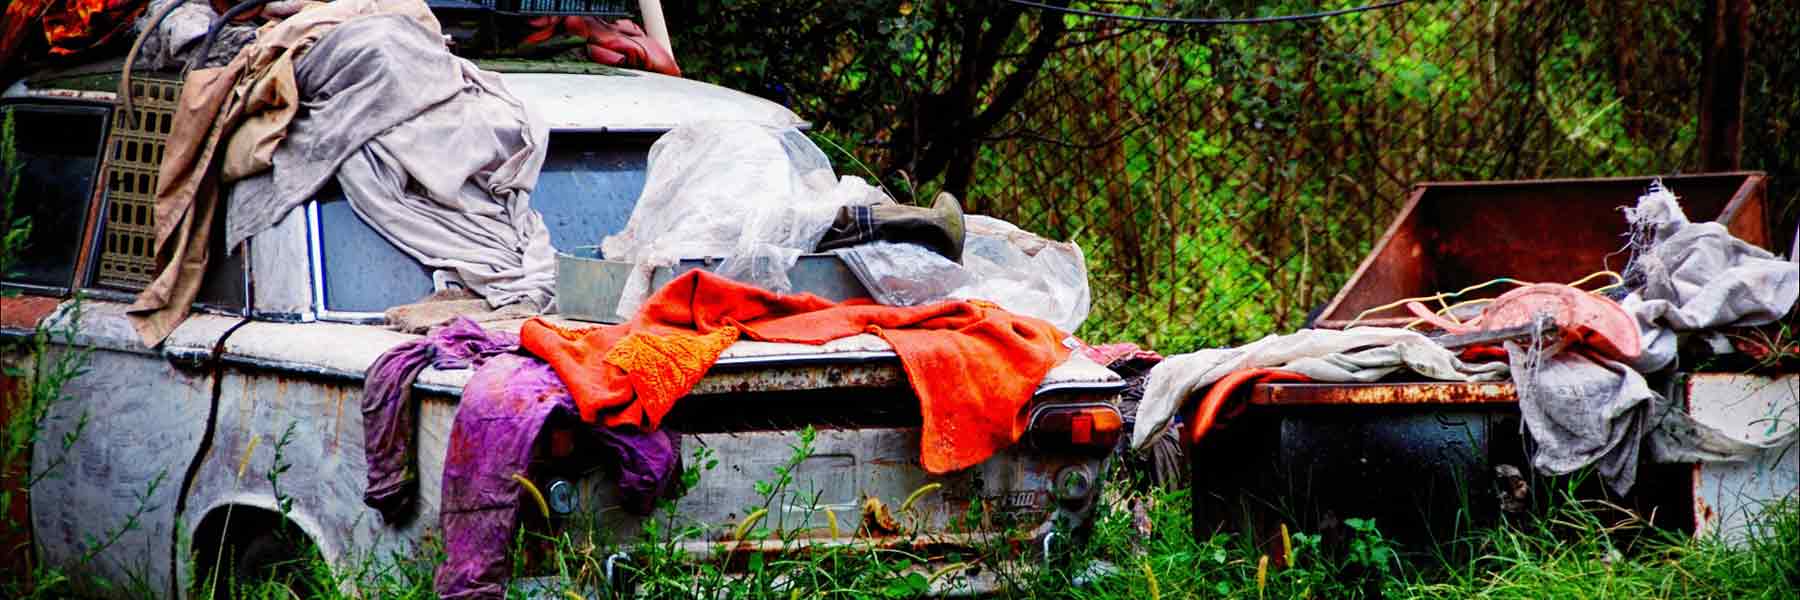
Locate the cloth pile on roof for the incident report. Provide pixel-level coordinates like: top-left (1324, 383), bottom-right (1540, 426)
top-left (129, 0), bottom-right (557, 345)
top-left (1132, 180), bottom-right (1798, 495)
top-left (131, 0), bottom-right (276, 71)
top-left (3, 0), bottom-right (680, 82)
top-left (518, 15), bottom-right (679, 76)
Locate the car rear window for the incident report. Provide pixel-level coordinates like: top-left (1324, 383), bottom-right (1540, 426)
top-left (0, 102), bottom-right (108, 291)
top-left (317, 132), bottom-right (652, 313)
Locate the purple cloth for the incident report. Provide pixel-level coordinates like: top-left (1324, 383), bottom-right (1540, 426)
top-left (362, 317), bottom-right (520, 519)
top-left (362, 318), bottom-right (681, 598)
top-left (434, 352), bottom-right (681, 600)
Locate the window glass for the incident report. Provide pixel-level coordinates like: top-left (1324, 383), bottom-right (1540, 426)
top-left (0, 103), bottom-right (107, 290)
top-left (318, 133), bottom-right (652, 313)
top-left (530, 133), bottom-right (653, 250)
top-left (317, 187), bottom-right (435, 313)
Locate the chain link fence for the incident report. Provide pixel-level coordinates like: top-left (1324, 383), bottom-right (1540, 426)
top-left (950, 0), bottom-right (1794, 353)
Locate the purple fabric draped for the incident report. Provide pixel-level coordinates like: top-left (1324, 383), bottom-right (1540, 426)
top-left (434, 352), bottom-right (681, 599)
top-left (362, 317), bottom-right (520, 519)
top-left (361, 317), bottom-right (682, 599)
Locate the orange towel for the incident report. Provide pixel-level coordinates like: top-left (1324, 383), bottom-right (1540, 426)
top-left (1186, 368), bottom-right (1310, 446)
top-left (520, 270), bottom-right (1071, 474)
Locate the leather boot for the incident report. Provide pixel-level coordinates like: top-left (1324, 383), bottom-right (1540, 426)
top-left (817, 192), bottom-right (966, 262)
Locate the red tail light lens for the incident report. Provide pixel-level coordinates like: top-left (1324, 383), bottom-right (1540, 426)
top-left (1029, 404), bottom-right (1123, 450)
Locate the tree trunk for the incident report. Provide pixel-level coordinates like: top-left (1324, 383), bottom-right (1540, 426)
top-left (1697, 0), bottom-right (1751, 172)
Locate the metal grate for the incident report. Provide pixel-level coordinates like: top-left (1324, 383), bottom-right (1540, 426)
top-left (95, 77), bottom-right (180, 289)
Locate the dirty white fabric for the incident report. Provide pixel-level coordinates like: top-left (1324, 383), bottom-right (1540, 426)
top-left (1510, 181), bottom-right (1798, 495)
top-left (1509, 341), bottom-right (1794, 496)
top-left (1619, 182), bottom-right (1799, 373)
top-left (1130, 327), bottom-right (1510, 448)
top-left (832, 216), bottom-right (1093, 332)
top-left (1508, 340), bottom-right (1655, 495)
top-left (602, 122), bottom-right (889, 318)
top-left (227, 14), bottom-right (555, 310)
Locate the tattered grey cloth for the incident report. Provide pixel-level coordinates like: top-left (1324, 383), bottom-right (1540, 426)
top-left (1620, 182), bottom-right (1799, 373)
top-left (1510, 182), bottom-right (1799, 495)
top-left (226, 14), bottom-right (555, 311)
top-left (1507, 338), bottom-right (1657, 495)
top-left (1131, 327), bottom-right (1511, 448)
top-left (133, 0), bottom-right (262, 71)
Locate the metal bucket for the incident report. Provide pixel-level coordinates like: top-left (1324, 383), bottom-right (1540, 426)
top-left (555, 248), bottom-right (871, 323)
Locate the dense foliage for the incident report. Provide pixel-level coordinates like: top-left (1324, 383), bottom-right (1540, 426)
top-left (669, 0), bottom-right (1798, 352)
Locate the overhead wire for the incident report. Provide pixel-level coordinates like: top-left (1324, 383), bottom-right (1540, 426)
top-left (1004, 0), bottom-right (1411, 26)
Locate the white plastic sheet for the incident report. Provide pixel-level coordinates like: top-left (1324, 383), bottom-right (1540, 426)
top-left (601, 122), bottom-right (1091, 328)
top-left (602, 122), bottom-right (887, 317)
top-left (957, 215), bottom-right (1092, 332)
top-left (832, 215), bottom-right (1093, 333)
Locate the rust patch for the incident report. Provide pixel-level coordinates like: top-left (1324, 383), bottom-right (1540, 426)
top-left (692, 364), bottom-right (905, 396)
top-left (861, 496), bottom-right (901, 536)
top-left (1250, 382), bottom-right (1517, 406)
top-left (666, 532), bottom-right (1023, 571)
top-left (331, 387), bottom-right (346, 452)
top-left (0, 375), bottom-right (31, 574)
top-left (0, 296), bottom-right (64, 331)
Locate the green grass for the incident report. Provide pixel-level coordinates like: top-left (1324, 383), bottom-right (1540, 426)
top-left (163, 468), bottom-right (1800, 600)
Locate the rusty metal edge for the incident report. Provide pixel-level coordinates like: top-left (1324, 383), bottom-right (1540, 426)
top-left (1315, 185), bottom-right (1427, 329)
top-left (69, 103), bottom-right (115, 291)
top-left (1717, 173), bottom-right (1770, 249)
top-left (1406, 171), bottom-right (1767, 189)
top-left (0, 295), bottom-right (66, 333)
top-left (221, 354), bottom-right (1123, 402)
top-left (1249, 381), bottom-right (1518, 406)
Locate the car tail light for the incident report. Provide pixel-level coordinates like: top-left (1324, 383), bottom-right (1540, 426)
top-left (1029, 403), bottom-right (1123, 450)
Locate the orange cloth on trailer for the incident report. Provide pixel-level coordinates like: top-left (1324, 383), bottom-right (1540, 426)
top-left (1186, 368), bottom-right (1311, 446)
top-left (519, 270), bottom-right (1071, 474)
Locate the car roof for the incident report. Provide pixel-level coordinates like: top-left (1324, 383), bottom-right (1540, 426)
top-left (491, 66), bottom-right (807, 132)
top-left (3, 59), bottom-right (807, 133)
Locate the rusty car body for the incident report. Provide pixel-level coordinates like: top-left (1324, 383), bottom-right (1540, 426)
top-left (0, 62), bottom-right (1123, 597)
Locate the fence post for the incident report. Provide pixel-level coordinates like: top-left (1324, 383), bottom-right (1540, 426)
top-left (1698, 0), bottom-right (1751, 172)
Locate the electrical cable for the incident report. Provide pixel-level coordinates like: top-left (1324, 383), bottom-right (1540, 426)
top-left (1349, 277), bottom-right (1528, 327)
top-left (1005, 0), bottom-right (1410, 26)
top-left (1391, 270), bottom-right (1628, 330)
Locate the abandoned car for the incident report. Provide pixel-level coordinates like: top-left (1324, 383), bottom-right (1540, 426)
top-left (0, 60), bottom-right (1124, 597)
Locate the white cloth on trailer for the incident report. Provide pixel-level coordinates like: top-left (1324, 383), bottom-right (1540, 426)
top-left (1130, 327), bottom-right (1510, 449)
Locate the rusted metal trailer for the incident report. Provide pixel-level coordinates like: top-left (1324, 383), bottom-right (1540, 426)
top-left (1188, 173), bottom-right (1791, 548)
